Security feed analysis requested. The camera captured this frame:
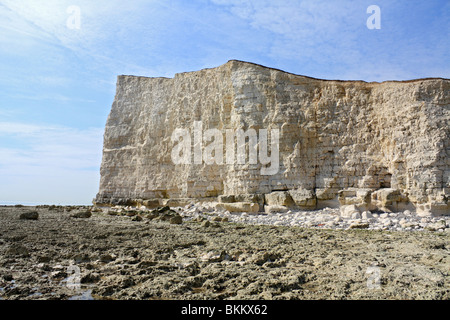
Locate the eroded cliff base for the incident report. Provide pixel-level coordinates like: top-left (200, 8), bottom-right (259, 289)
top-left (95, 186), bottom-right (449, 217)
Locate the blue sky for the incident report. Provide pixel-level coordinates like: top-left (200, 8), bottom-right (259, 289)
top-left (0, 0), bottom-right (449, 205)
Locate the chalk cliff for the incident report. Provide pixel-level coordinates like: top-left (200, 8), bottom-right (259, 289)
top-left (95, 60), bottom-right (449, 216)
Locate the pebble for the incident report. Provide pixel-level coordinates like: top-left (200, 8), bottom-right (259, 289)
top-left (351, 212), bottom-right (361, 219)
top-left (169, 215), bottom-right (183, 224)
top-left (362, 211), bottom-right (373, 219)
top-left (70, 211), bottom-right (92, 219)
top-left (201, 220), bottom-right (211, 228)
top-left (349, 222), bottom-right (369, 229)
top-left (6, 244), bottom-right (30, 257)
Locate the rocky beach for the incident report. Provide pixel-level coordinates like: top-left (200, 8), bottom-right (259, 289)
top-left (0, 204), bottom-right (448, 300)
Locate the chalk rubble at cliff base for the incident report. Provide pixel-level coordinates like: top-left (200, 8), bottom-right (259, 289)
top-left (97, 202), bottom-right (450, 233)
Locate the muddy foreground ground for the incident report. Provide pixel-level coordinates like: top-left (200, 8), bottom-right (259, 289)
top-left (0, 206), bottom-right (448, 300)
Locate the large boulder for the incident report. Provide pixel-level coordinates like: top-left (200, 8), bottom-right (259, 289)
top-left (338, 188), bottom-right (373, 212)
top-left (340, 204), bottom-right (361, 218)
top-left (289, 189), bottom-right (317, 210)
top-left (371, 188), bottom-right (410, 213)
top-left (264, 191), bottom-right (295, 208)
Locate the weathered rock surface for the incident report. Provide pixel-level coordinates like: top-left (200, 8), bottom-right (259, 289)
top-left (19, 211), bottom-right (39, 220)
top-left (96, 60), bottom-right (449, 216)
top-left (0, 206), bottom-right (448, 300)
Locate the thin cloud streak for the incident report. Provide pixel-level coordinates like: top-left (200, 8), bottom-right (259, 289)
top-left (0, 121), bottom-right (103, 204)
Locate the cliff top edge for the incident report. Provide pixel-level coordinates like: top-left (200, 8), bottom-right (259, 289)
top-left (117, 59), bottom-right (450, 84)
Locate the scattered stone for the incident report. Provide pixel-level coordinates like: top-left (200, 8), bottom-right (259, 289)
top-left (81, 272), bottom-right (101, 284)
top-left (126, 211), bottom-right (137, 217)
top-left (351, 212), bottom-right (361, 219)
top-left (3, 274), bottom-right (13, 281)
top-left (37, 255), bottom-right (52, 263)
top-left (340, 205), bottom-right (359, 218)
top-left (19, 211), bottom-right (39, 220)
top-left (196, 217), bottom-right (206, 223)
top-left (201, 220), bottom-right (211, 228)
top-left (361, 211), bottom-right (373, 219)
top-left (169, 215), bottom-right (183, 225)
top-left (216, 202), bottom-right (259, 213)
top-left (132, 215), bottom-right (143, 222)
top-left (324, 221), bottom-right (336, 228)
top-left (99, 254), bottom-right (115, 263)
top-left (250, 252), bottom-right (281, 266)
top-left (71, 211), bottom-right (92, 219)
top-left (218, 195), bottom-right (236, 203)
top-left (289, 189), bottom-right (317, 209)
top-left (145, 213), bottom-right (158, 220)
top-left (420, 218), bottom-right (429, 224)
top-left (6, 244), bottom-right (30, 257)
top-left (349, 222), bottom-right (370, 229)
top-left (425, 221), bottom-right (447, 231)
top-left (265, 205), bottom-right (289, 214)
top-left (201, 251), bottom-right (227, 262)
top-left (157, 206), bottom-right (171, 213)
top-left (142, 199), bottom-right (160, 209)
top-left (264, 191), bottom-right (295, 207)
top-left (73, 254), bottom-right (91, 264)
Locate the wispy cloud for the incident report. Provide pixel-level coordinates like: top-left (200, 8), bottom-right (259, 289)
top-left (0, 122), bottom-right (103, 170)
top-left (0, 0), bottom-right (164, 76)
top-left (0, 121), bottom-right (103, 204)
top-left (4, 93), bottom-right (96, 103)
top-left (210, 0), bottom-right (450, 81)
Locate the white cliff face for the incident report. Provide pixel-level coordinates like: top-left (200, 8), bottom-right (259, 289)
top-left (96, 60), bottom-right (449, 216)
